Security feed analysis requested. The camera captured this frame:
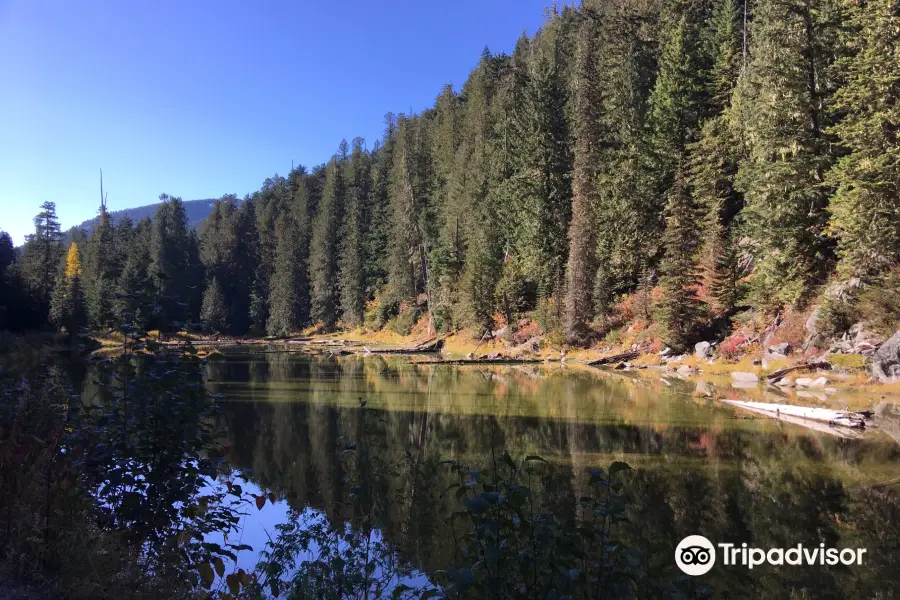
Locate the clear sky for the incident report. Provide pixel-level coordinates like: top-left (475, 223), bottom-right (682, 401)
top-left (0, 0), bottom-right (551, 244)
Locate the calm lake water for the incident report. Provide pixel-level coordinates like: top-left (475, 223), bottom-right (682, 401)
top-left (201, 349), bottom-right (900, 598)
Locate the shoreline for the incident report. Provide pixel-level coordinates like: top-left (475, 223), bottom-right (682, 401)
top-left (90, 328), bottom-right (900, 400)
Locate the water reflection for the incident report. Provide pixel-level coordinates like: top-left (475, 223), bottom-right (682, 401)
top-left (205, 351), bottom-right (900, 598)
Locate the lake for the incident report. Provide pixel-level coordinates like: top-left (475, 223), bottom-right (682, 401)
top-left (197, 349), bottom-right (900, 598)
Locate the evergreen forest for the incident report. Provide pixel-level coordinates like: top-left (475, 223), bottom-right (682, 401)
top-left (2, 0), bottom-right (899, 351)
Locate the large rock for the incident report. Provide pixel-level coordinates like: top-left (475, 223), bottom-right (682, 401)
top-left (731, 371), bottom-right (759, 383)
top-left (796, 376), bottom-right (830, 388)
top-left (850, 322), bottom-right (886, 355)
top-left (871, 331), bottom-right (900, 382)
top-left (769, 342), bottom-right (791, 356)
top-left (695, 341), bottom-right (712, 358)
top-left (678, 364), bottom-right (698, 376)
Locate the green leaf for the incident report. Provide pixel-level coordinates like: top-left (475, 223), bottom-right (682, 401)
top-left (213, 557), bottom-right (225, 577)
top-left (225, 573), bottom-right (240, 595)
top-left (197, 562), bottom-right (214, 589)
top-left (392, 583), bottom-right (412, 598)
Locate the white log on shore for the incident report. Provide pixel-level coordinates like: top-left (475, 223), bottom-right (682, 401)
top-left (722, 400), bottom-right (869, 429)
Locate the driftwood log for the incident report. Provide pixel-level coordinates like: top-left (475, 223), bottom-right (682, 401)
top-left (359, 336), bottom-right (446, 354)
top-left (766, 360), bottom-right (832, 382)
top-left (587, 351), bottom-right (640, 366)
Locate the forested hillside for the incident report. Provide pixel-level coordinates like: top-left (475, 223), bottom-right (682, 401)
top-left (71, 197), bottom-right (221, 234)
top-left (2, 0), bottom-right (898, 350)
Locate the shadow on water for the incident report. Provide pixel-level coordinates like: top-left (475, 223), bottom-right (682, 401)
top-left (205, 350), bottom-right (900, 599)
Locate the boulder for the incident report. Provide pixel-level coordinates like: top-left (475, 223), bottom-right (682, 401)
top-left (796, 376), bottom-right (830, 388)
top-left (659, 346), bottom-right (672, 357)
top-left (811, 376), bottom-right (830, 388)
top-left (677, 365), bottom-right (698, 376)
top-left (694, 380), bottom-right (713, 397)
top-left (871, 331), bottom-right (900, 382)
top-left (851, 322), bottom-right (886, 355)
top-left (769, 342), bottom-right (791, 356)
top-left (695, 341), bottom-right (712, 358)
top-left (731, 371), bottom-right (759, 383)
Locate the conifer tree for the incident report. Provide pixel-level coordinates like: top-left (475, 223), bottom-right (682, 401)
top-left (20, 201), bottom-right (63, 317)
top-left (84, 202), bottom-right (117, 329)
top-left (0, 231), bottom-right (29, 330)
top-left (116, 217), bottom-right (153, 328)
top-left (200, 276), bottom-right (229, 332)
top-left (736, 0), bottom-right (842, 307)
top-left (458, 53), bottom-right (503, 332)
top-left (50, 242), bottom-right (87, 334)
top-left (310, 151), bottom-right (345, 329)
top-left (387, 117), bottom-right (431, 305)
top-left (267, 207), bottom-right (305, 336)
top-left (689, 0), bottom-right (746, 311)
top-left (150, 195), bottom-right (203, 331)
top-left (827, 0), bottom-right (900, 277)
top-left (564, 8), bottom-right (604, 343)
top-left (658, 170), bottom-right (700, 349)
top-left (511, 21), bottom-right (572, 299)
top-left (339, 139), bottom-right (370, 327)
top-left (362, 116), bottom-right (396, 298)
top-left (231, 197), bottom-right (261, 334)
top-left (646, 12), bottom-right (706, 189)
top-left (593, 17), bottom-right (656, 314)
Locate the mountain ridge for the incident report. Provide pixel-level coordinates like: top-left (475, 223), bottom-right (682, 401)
top-left (73, 197), bottom-right (224, 233)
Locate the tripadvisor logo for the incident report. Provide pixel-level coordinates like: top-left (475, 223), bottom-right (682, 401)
top-left (675, 535), bottom-right (867, 576)
top-left (676, 535), bottom-right (716, 576)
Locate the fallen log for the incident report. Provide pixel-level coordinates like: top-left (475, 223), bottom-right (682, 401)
top-left (766, 360), bottom-right (831, 382)
top-left (722, 400), bottom-right (869, 429)
top-left (587, 351), bottom-right (640, 366)
top-left (420, 358), bottom-right (546, 365)
top-left (358, 336), bottom-right (446, 354)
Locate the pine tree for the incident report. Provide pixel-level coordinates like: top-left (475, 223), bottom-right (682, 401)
top-left (363, 117), bottom-right (396, 298)
top-left (116, 217), bottom-right (153, 328)
top-left (267, 209), bottom-right (305, 336)
top-left (387, 117), bottom-right (430, 305)
top-left (689, 0), bottom-right (746, 311)
top-left (457, 52), bottom-right (503, 332)
top-left (510, 20), bottom-right (573, 299)
top-left (827, 0), bottom-right (900, 277)
top-left (339, 139), bottom-right (370, 328)
top-left (564, 8), bottom-right (604, 343)
top-left (310, 151), bottom-right (346, 329)
top-left (646, 12), bottom-right (706, 189)
top-left (50, 242), bottom-right (87, 334)
top-left (19, 201), bottom-right (64, 318)
top-left (84, 202), bottom-right (117, 329)
top-left (150, 195), bottom-right (204, 331)
top-left (736, 0), bottom-right (843, 307)
top-left (658, 170), bottom-right (701, 350)
top-left (200, 276), bottom-right (229, 332)
top-left (593, 16), bottom-right (657, 314)
top-left (0, 231), bottom-right (29, 331)
top-left (231, 197), bottom-right (261, 334)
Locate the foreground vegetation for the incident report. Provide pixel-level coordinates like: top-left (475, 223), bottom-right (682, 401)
top-left (0, 327), bottom-right (649, 599)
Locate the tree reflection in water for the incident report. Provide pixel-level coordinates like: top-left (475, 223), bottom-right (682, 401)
top-left (204, 351), bottom-right (900, 599)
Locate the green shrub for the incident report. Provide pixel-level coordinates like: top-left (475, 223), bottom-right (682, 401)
top-left (386, 306), bottom-right (420, 336)
top-left (857, 270), bottom-right (900, 337)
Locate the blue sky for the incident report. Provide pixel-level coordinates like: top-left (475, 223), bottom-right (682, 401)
top-left (0, 0), bottom-right (551, 244)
